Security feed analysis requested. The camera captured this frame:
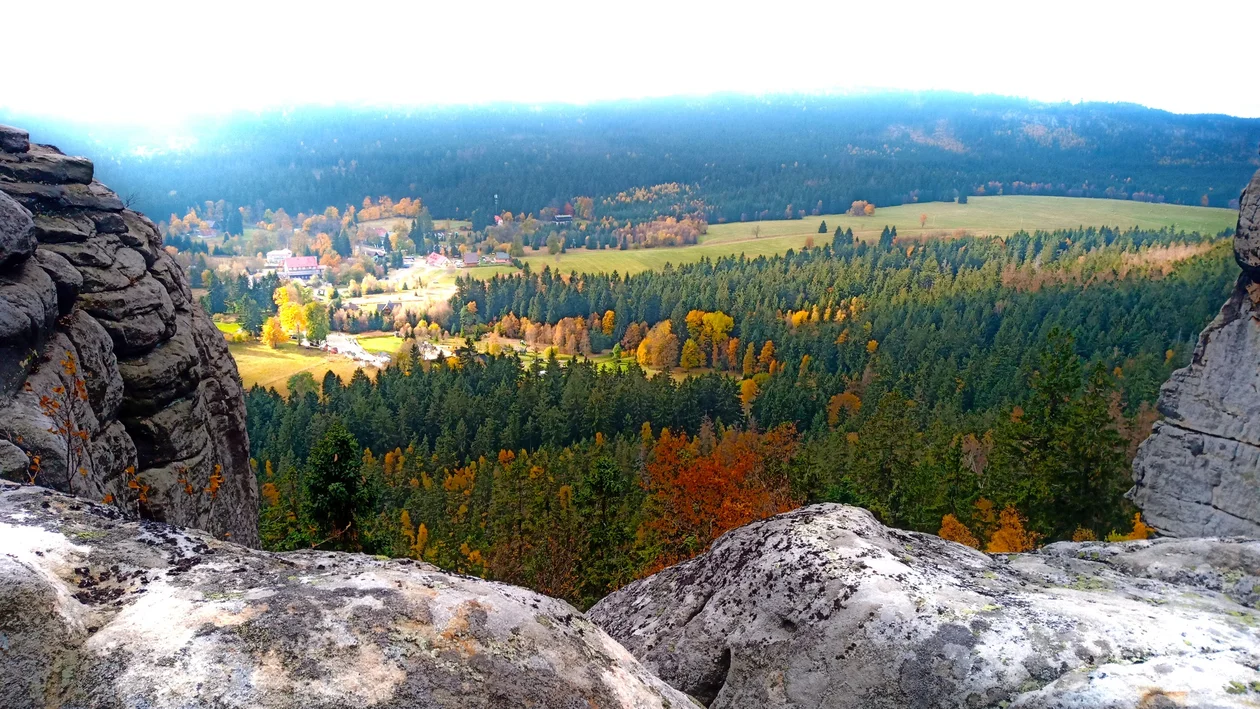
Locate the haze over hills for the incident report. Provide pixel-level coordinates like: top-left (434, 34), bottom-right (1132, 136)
top-left (7, 92), bottom-right (1260, 225)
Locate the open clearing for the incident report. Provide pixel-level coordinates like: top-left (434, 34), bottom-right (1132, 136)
top-left (229, 341), bottom-right (374, 395)
top-left (509, 195), bottom-right (1236, 276)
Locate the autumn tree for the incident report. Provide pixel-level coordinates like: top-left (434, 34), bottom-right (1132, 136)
top-left (680, 339), bottom-right (704, 370)
top-left (261, 317), bottom-right (288, 348)
top-left (938, 514), bottom-right (979, 549)
top-left (757, 340), bottom-right (776, 371)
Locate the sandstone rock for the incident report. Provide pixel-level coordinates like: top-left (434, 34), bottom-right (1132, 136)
top-left (76, 274), bottom-right (176, 355)
top-left (589, 504), bottom-right (1260, 709)
top-left (0, 179), bottom-right (125, 213)
top-left (1130, 274), bottom-right (1260, 537)
top-left (0, 127), bottom-right (258, 547)
top-left (0, 144), bottom-right (94, 184)
top-left (1237, 168), bottom-right (1260, 278)
top-left (115, 316), bottom-right (202, 416)
top-left (0, 124), bottom-right (29, 153)
top-left (0, 259), bottom-right (58, 397)
top-left (0, 190), bottom-right (36, 269)
top-left (31, 212), bottom-right (94, 244)
top-left (33, 248), bottom-right (82, 314)
top-left (0, 482), bottom-right (698, 709)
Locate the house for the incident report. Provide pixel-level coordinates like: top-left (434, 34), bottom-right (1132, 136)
top-left (360, 246), bottom-right (387, 258)
top-left (461, 252), bottom-right (480, 268)
top-left (426, 252), bottom-right (452, 269)
top-left (282, 256), bottom-right (321, 280)
top-left (266, 248), bottom-right (293, 266)
top-left (553, 214), bottom-right (573, 224)
top-left (494, 251), bottom-right (511, 264)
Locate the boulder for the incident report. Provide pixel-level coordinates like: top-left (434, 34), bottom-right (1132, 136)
top-left (589, 504), bottom-right (1260, 709)
top-left (1130, 274), bottom-right (1260, 537)
top-left (0, 482), bottom-right (698, 709)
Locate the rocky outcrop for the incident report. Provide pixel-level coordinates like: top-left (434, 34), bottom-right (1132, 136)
top-left (0, 125), bottom-right (257, 546)
top-left (589, 504), bottom-right (1260, 709)
top-left (0, 482), bottom-right (696, 709)
top-left (1129, 167), bottom-right (1260, 538)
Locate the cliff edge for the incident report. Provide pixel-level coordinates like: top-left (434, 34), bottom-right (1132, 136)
top-left (1128, 167), bottom-right (1260, 537)
top-left (0, 125), bottom-right (258, 546)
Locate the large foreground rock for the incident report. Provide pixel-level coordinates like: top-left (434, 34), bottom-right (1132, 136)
top-left (0, 482), bottom-right (697, 709)
top-left (589, 504), bottom-right (1260, 709)
top-left (0, 128), bottom-right (257, 546)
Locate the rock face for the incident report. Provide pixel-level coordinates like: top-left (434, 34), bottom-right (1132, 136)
top-left (1128, 167), bottom-right (1260, 538)
top-left (0, 482), bottom-right (696, 709)
top-left (0, 126), bottom-right (257, 546)
top-left (589, 504), bottom-right (1260, 709)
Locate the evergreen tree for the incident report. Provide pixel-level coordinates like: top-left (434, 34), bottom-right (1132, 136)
top-left (303, 420), bottom-right (365, 549)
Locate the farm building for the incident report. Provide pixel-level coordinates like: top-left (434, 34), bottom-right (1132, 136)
top-left (426, 252), bottom-right (452, 268)
top-left (494, 251), bottom-right (511, 264)
top-left (282, 256), bottom-right (321, 280)
top-left (461, 252), bottom-right (479, 268)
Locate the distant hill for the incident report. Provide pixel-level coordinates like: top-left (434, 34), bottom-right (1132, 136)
top-left (7, 92), bottom-right (1260, 224)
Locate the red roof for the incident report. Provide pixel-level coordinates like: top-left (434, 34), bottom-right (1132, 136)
top-left (284, 256), bottom-right (319, 270)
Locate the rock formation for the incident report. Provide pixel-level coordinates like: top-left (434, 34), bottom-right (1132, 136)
top-left (1128, 167), bottom-right (1260, 537)
top-left (0, 482), bottom-right (697, 709)
top-left (0, 125), bottom-right (258, 546)
top-left (589, 504), bottom-right (1260, 709)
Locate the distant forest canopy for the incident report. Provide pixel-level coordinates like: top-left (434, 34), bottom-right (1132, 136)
top-left (245, 227), bottom-right (1237, 604)
top-left (10, 92), bottom-right (1260, 225)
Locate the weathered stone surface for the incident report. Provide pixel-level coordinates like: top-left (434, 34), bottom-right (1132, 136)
top-left (0, 259), bottom-right (58, 398)
top-left (0, 124), bottom-right (29, 153)
top-left (116, 316), bottom-right (201, 416)
top-left (0, 179), bottom-right (125, 213)
top-left (1237, 168), bottom-right (1260, 279)
top-left (0, 144), bottom-right (93, 184)
top-left (590, 504), bottom-right (1260, 709)
top-left (31, 212), bottom-right (94, 244)
top-left (0, 190), bottom-right (36, 270)
top-left (32, 248), bottom-right (82, 314)
top-left (76, 275), bottom-right (176, 355)
top-left (0, 128), bottom-right (258, 547)
top-left (0, 483), bottom-right (698, 709)
top-left (41, 234), bottom-right (146, 293)
top-left (1130, 274), bottom-right (1260, 537)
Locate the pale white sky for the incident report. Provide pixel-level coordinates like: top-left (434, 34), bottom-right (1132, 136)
top-left (4, 0), bottom-right (1257, 124)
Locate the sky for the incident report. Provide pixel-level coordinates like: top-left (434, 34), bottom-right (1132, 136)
top-left (4, 0), bottom-right (1259, 125)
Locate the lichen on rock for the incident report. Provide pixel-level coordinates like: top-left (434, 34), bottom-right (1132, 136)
top-left (0, 482), bottom-right (697, 709)
top-left (589, 503), bottom-right (1260, 709)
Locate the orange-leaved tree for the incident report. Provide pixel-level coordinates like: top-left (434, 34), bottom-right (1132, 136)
top-left (639, 425), bottom-right (800, 575)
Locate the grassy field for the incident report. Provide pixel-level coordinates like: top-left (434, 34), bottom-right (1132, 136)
top-left (229, 341), bottom-right (373, 395)
top-left (215, 321), bottom-right (241, 335)
top-left (357, 332), bottom-right (407, 355)
top-left (509, 196), bottom-right (1236, 276)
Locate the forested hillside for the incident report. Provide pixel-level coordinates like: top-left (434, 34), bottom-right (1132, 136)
top-left (245, 226), bottom-right (1238, 608)
top-left (11, 93), bottom-right (1260, 225)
